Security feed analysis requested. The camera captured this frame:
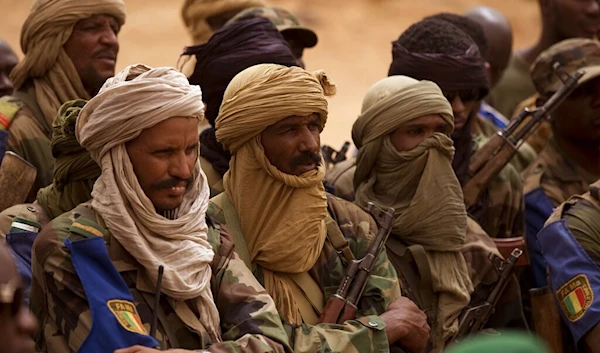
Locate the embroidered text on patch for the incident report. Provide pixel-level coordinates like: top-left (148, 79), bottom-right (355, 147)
top-left (556, 274), bottom-right (594, 322)
top-left (107, 299), bottom-right (148, 334)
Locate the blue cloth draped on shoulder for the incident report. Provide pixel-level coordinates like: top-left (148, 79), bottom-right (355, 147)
top-left (525, 187), bottom-right (555, 288)
top-left (537, 219), bottom-right (600, 351)
top-left (66, 236), bottom-right (159, 352)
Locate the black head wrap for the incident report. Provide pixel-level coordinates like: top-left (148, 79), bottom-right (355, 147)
top-left (183, 17), bottom-right (298, 177)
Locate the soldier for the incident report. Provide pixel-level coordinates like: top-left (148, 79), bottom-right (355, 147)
top-left (184, 17), bottom-right (297, 196)
top-left (227, 7), bottom-right (318, 68)
top-left (209, 63), bottom-right (430, 353)
top-left (0, 39), bottom-right (18, 99)
top-left (351, 75), bottom-right (523, 352)
top-left (536, 179), bottom-right (600, 353)
top-left (522, 38), bottom-right (600, 288)
top-left (30, 64), bottom-right (291, 353)
top-left (489, 0), bottom-right (600, 119)
top-left (0, 0), bottom-right (125, 203)
top-left (181, 0), bottom-right (264, 45)
top-left (0, 243), bottom-right (37, 353)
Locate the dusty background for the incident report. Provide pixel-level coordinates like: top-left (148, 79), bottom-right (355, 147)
top-left (0, 0), bottom-right (540, 147)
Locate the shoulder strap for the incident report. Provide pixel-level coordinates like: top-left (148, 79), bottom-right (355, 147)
top-left (211, 192), bottom-right (252, 269)
top-left (325, 214), bottom-right (355, 264)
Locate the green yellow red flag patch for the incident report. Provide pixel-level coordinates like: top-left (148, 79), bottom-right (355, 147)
top-left (107, 299), bottom-right (148, 335)
top-left (556, 274), bottom-right (594, 322)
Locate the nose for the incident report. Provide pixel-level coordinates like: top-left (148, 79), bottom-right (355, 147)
top-left (99, 26), bottom-right (119, 50)
top-left (169, 151), bottom-right (193, 181)
top-left (450, 96), bottom-right (466, 116)
top-left (298, 126), bottom-right (320, 153)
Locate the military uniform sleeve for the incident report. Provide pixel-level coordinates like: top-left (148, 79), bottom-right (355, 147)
top-left (210, 246), bottom-right (291, 353)
top-left (30, 214), bottom-right (94, 353)
top-left (563, 199), bottom-right (600, 265)
top-left (288, 197), bottom-right (401, 353)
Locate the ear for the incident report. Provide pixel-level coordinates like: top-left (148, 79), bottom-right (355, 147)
top-left (485, 62), bottom-right (492, 82)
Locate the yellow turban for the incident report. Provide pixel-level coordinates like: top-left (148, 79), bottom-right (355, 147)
top-left (353, 76), bottom-right (473, 350)
top-left (11, 0), bottom-right (126, 124)
top-left (181, 0), bottom-right (264, 45)
top-left (216, 63), bottom-right (335, 325)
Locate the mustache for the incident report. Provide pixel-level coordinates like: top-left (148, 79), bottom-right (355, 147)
top-left (290, 151), bottom-right (322, 169)
top-left (92, 47), bottom-right (118, 60)
top-left (151, 177), bottom-right (193, 190)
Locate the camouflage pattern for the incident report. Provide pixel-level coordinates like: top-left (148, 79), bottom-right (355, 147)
top-left (0, 202), bottom-right (49, 243)
top-left (531, 38), bottom-right (600, 97)
top-left (325, 154), bottom-right (526, 239)
top-left (226, 7), bottom-right (318, 47)
top-left (523, 137), bottom-right (600, 208)
top-left (208, 193), bottom-right (401, 353)
top-left (1, 87), bottom-right (54, 203)
top-left (30, 202), bottom-right (292, 353)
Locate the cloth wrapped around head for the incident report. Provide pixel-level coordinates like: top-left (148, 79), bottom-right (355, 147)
top-left (10, 0), bottom-right (126, 124)
top-left (77, 64), bottom-right (221, 341)
top-left (36, 99), bottom-right (100, 219)
top-left (184, 17), bottom-right (297, 177)
top-left (181, 0), bottom-right (264, 45)
top-left (353, 76), bottom-right (473, 349)
top-left (216, 63), bottom-right (335, 325)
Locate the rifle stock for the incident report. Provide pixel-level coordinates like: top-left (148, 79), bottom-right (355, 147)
top-left (463, 70), bottom-right (584, 208)
top-left (318, 203), bottom-right (395, 324)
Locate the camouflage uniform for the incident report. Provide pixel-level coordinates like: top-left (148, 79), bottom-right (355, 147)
top-left (1, 86), bottom-right (54, 202)
top-left (30, 202), bottom-right (292, 353)
top-left (208, 193), bottom-right (401, 353)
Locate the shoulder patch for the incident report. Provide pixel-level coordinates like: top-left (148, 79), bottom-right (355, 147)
top-left (107, 299), bottom-right (147, 335)
top-left (0, 101), bottom-right (21, 129)
top-left (69, 218), bottom-right (104, 238)
top-left (556, 274), bottom-right (594, 322)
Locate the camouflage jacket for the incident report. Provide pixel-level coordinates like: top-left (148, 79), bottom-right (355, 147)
top-left (208, 193), bottom-right (401, 353)
top-left (2, 86), bottom-right (54, 202)
top-left (324, 156), bottom-right (526, 239)
top-left (523, 137), bottom-right (600, 207)
top-left (30, 202), bottom-right (292, 353)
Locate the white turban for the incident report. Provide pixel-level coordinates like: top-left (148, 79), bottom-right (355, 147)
top-left (77, 64), bottom-right (221, 341)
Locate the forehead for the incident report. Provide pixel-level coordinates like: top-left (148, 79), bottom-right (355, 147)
top-left (136, 116), bottom-right (199, 141)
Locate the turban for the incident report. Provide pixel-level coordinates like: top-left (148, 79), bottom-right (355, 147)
top-left (181, 0), bottom-right (264, 45)
top-left (184, 17), bottom-right (297, 177)
top-left (352, 76), bottom-right (473, 349)
top-left (216, 63), bottom-right (335, 325)
top-left (11, 0), bottom-right (126, 125)
top-left (77, 64), bottom-right (221, 341)
top-left (388, 43), bottom-right (489, 100)
top-left (36, 99), bottom-right (100, 219)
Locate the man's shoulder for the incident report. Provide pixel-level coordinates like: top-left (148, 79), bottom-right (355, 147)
top-left (326, 193), bottom-right (376, 242)
top-left (523, 150), bottom-right (551, 194)
top-left (324, 158), bottom-right (356, 201)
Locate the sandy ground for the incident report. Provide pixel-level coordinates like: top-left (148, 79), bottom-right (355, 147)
top-left (0, 0), bottom-right (541, 147)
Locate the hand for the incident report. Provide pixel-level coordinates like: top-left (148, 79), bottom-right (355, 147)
top-left (379, 297), bottom-right (430, 353)
top-left (114, 346), bottom-right (196, 353)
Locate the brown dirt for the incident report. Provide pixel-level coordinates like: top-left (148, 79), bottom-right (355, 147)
top-left (0, 0), bottom-right (541, 146)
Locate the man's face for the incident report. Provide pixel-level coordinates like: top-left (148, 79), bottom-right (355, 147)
top-left (0, 247), bottom-right (37, 353)
top-left (126, 117), bottom-right (199, 213)
top-left (545, 0), bottom-right (600, 39)
top-left (261, 113), bottom-right (322, 176)
top-left (548, 76), bottom-right (600, 144)
top-left (63, 15), bottom-right (121, 97)
top-left (444, 90), bottom-right (480, 131)
top-left (284, 37), bottom-right (306, 69)
top-left (389, 114), bottom-right (452, 152)
top-left (0, 41), bottom-right (17, 98)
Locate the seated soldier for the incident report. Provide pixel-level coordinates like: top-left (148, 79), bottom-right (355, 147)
top-left (31, 64), bottom-right (291, 353)
top-left (536, 179), bottom-right (600, 353)
top-left (209, 63), bottom-right (430, 353)
top-left (522, 38), bottom-right (600, 288)
top-left (351, 75), bottom-right (523, 352)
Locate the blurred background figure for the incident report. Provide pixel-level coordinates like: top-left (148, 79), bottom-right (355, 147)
top-left (0, 39), bottom-right (18, 99)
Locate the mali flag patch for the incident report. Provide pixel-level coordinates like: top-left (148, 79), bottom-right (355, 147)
top-left (107, 299), bottom-right (148, 335)
top-left (557, 274), bottom-right (594, 322)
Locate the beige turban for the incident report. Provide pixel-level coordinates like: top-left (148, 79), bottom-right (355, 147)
top-left (77, 64), bottom-right (221, 342)
top-left (216, 63), bottom-right (335, 325)
top-left (353, 76), bottom-right (473, 351)
top-left (181, 0), bottom-right (264, 45)
top-left (10, 0), bottom-right (126, 126)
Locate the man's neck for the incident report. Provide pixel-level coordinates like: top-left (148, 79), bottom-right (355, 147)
top-left (555, 134), bottom-right (600, 176)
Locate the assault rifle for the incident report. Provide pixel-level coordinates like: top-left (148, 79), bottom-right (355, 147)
top-left (452, 248), bottom-right (523, 341)
top-left (321, 142), bottom-right (351, 168)
top-left (463, 67), bottom-right (584, 208)
top-left (318, 202), bottom-right (395, 324)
